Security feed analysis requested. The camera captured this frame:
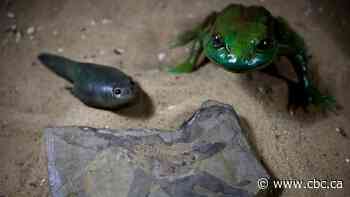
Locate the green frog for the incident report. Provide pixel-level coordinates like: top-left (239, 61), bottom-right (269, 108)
top-left (168, 4), bottom-right (335, 111)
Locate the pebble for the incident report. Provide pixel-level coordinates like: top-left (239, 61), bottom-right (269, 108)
top-left (258, 86), bottom-right (272, 95)
top-left (101, 18), bottom-right (112, 24)
top-left (258, 86), bottom-right (265, 94)
top-left (39, 178), bottom-right (46, 186)
top-left (53, 30), bottom-right (58, 36)
top-left (167, 105), bottom-right (176, 110)
top-left (57, 48), bottom-right (64, 53)
top-left (7, 11), bottom-right (15, 19)
top-left (9, 24), bottom-right (17, 32)
top-left (335, 127), bottom-right (347, 138)
top-left (15, 31), bottom-right (22, 43)
top-left (346, 158), bottom-right (350, 163)
top-left (157, 52), bottom-right (166, 62)
top-left (90, 20), bottom-right (96, 26)
top-left (99, 50), bottom-right (105, 55)
top-left (274, 134), bottom-right (281, 139)
top-left (26, 26), bottom-right (35, 35)
top-left (289, 110), bottom-right (294, 116)
top-left (113, 48), bottom-right (125, 55)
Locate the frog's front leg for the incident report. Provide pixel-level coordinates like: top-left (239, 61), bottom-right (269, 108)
top-left (286, 53), bottom-right (335, 111)
top-left (286, 52), bottom-right (313, 110)
top-left (274, 17), bottom-right (335, 111)
top-left (278, 49), bottom-right (335, 111)
top-left (168, 39), bottom-right (205, 73)
top-left (168, 12), bottom-right (217, 74)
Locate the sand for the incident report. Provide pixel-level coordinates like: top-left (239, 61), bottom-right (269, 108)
top-left (0, 0), bottom-right (349, 196)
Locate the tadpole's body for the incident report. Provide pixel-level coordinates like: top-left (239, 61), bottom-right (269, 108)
top-left (38, 53), bottom-right (138, 109)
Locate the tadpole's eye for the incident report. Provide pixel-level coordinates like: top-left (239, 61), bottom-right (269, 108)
top-left (113, 88), bottom-right (122, 95)
top-left (257, 38), bottom-right (274, 50)
top-left (212, 33), bottom-right (225, 49)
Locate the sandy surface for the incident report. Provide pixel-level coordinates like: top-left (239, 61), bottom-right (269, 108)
top-left (0, 0), bottom-right (349, 196)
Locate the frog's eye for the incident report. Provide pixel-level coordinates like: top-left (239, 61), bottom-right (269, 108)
top-left (257, 38), bottom-right (274, 51)
top-left (212, 34), bottom-right (225, 49)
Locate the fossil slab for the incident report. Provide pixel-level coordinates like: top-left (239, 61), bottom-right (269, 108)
top-left (44, 100), bottom-right (272, 197)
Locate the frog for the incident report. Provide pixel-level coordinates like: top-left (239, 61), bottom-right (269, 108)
top-left (168, 4), bottom-right (335, 111)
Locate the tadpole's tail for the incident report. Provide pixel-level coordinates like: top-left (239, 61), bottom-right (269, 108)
top-left (38, 53), bottom-right (78, 82)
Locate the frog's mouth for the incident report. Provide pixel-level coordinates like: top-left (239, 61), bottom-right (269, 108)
top-left (205, 46), bottom-right (278, 73)
top-left (207, 53), bottom-right (274, 73)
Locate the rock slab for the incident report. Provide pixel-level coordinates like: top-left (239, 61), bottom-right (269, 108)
top-left (45, 100), bottom-right (271, 197)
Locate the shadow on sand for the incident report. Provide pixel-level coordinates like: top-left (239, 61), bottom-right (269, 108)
top-left (113, 85), bottom-right (155, 120)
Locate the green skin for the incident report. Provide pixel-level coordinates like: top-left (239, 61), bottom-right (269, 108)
top-left (169, 4), bottom-right (335, 110)
top-left (38, 53), bottom-right (138, 109)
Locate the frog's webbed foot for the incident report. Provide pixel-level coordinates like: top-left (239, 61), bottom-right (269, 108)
top-left (306, 86), bottom-right (336, 110)
top-left (287, 82), bottom-right (336, 112)
top-left (168, 38), bottom-right (204, 74)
